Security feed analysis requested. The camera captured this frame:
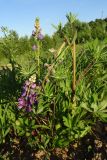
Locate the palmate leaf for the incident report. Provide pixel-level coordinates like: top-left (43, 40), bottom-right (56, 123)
top-left (95, 100), bottom-right (107, 121)
top-left (81, 102), bottom-right (92, 112)
top-left (96, 111), bottom-right (107, 122)
top-left (81, 98), bottom-right (107, 122)
top-left (99, 100), bottom-right (107, 111)
top-left (20, 62), bottom-right (36, 78)
top-left (91, 103), bottom-right (98, 112)
top-left (66, 12), bottom-right (77, 24)
top-left (63, 114), bottom-right (72, 128)
top-left (43, 83), bottom-right (54, 99)
top-left (80, 126), bottom-right (91, 138)
top-left (36, 100), bottom-right (50, 114)
top-left (91, 100), bottom-right (107, 113)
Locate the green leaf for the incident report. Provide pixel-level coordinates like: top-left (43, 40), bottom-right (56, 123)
top-left (63, 114), bottom-right (72, 128)
top-left (31, 120), bottom-right (35, 126)
top-left (80, 126), bottom-right (91, 138)
top-left (3, 128), bottom-right (10, 137)
top-left (81, 102), bottom-right (92, 112)
top-left (99, 100), bottom-right (107, 111)
top-left (55, 124), bottom-right (61, 130)
top-left (91, 103), bottom-right (98, 112)
top-left (25, 118), bottom-right (29, 126)
top-left (36, 104), bottom-right (44, 114)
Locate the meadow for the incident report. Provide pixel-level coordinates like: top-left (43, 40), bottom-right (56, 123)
top-left (0, 13), bottom-right (107, 159)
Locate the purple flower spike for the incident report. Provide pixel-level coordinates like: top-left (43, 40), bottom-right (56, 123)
top-left (37, 33), bottom-right (44, 40)
top-left (17, 79), bottom-right (38, 112)
top-left (32, 45), bottom-right (37, 51)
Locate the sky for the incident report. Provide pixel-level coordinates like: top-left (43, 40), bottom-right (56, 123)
top-left (0, 0), bottom-right (107, 37)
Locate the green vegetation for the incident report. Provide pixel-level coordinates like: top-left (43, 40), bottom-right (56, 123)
top-left (0, 14), bottom-right (107, 159)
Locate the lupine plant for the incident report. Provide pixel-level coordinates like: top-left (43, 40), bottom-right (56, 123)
top-left (0, 14), bottom-right (107, 159)
top-left (15, 15), bottom-right (107, 150)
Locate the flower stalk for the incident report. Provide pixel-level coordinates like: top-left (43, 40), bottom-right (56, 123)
top-left (32, 18), bottom-right (44, 78)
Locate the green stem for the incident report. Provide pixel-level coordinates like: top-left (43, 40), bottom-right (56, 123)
top-left (72, 41), bottom-right (76, 104)
top-left (37, 41), bottom-right (40, 78)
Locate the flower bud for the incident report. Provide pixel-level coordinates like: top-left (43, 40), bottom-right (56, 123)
top-left (37, 33), bottom-right (44, 40)
top-left (32, 45), bottom-right (37, 51)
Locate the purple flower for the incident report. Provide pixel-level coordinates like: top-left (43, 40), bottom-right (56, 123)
top-left (31, 83), bottom-right (36, 89)
top-left (30, 89), bottom-right (35, 95)
top-left (26, 106), bottom-right (32, 112)
top-left (32, 30), bottom-right (35, 36)
top-left (29, 93), bottom-right (36, 103)
top-left (18, 98), bottom-right (25, 105)
top-left (32, 45), bottom-right (37, 51)
top-left (25, 80), bottom-right (30, 86)
top-left (18, 105), bottom-right (23, 109)
top-left (37, 33), bottom-right (44, 40)
top-left (30, 96), bottom-right (35, 104)
top-left (21, 90), bottom-right (26, 97)
top-left (34, 100), bottom-right (38, 105)
top-left (27, 97), bottom-right (31, 105)
top-left (23, 84), bottom-right (29, 92)
top-left (18, 98), bottom-right (26, 109)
